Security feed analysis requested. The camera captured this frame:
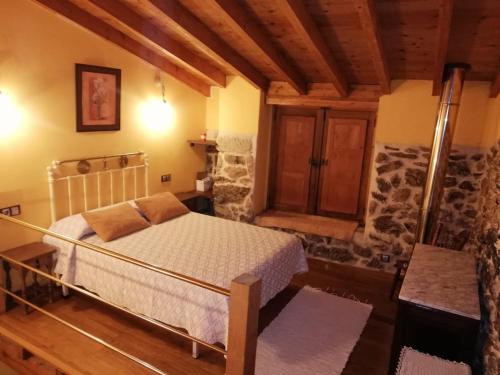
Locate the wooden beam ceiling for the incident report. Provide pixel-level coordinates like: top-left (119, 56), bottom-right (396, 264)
top-left (83, 0), bottom-right (226, 87)
top-left (267, 82), bottom-right (381, 111)
top-left (432, 0), bottom-right (454, 96)
top-left (490, 73), bottom-right (500, 98)
top-left (146, 0), bottom-right (269, 92)
top-left (205, 0), bottom-right (308, 95)
top-left (34, 0), bottom-right (211, 96)
top-left (276, 0), bottom-right (348, 97)
top-left (354, 0), bottom-right (391, 94)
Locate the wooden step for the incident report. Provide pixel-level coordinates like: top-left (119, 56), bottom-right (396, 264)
top-left (255, 210), bottom-right (359, 242)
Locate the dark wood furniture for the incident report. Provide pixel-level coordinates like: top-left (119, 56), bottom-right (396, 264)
top-left (268, 107), bottom-right (375, 221)
top-left (187, 139), bottom-right (217, 147)
top-left (175, 190), bottom-right (214, 216)
top-left (2, 243), bottom-right (56, 314)
top-left (390, 259), bottom-right (409, 301)
top-left (389, 244), bottom-right (480, 374)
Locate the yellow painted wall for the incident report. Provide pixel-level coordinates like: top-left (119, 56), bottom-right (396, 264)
top-left (0, 0), bottom-right (207, 249)
top-left (376, 80), bottom-right (500, 148)
top-left (211, 76), bottom-right (262, 135)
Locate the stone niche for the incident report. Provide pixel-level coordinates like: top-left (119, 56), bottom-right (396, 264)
top-left (211, 135), bottom-right (255, 222)
top-left (464, 140), bottom-right (499, 375)
top-left (364, 143), bottom-right (486, 269)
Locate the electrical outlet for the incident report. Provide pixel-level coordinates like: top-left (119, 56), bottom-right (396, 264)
top-left (379, 254), bottom-right (391, 263)
top-left (0, 207), bottom-right (10, 216)
top-left (10, 205), bottom-right (21, 216)
top-left (161, 174), bottom-right (171, 183)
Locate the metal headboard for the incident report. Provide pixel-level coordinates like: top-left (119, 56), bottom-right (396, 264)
top-left (47, 151), bottom-right (149, 223)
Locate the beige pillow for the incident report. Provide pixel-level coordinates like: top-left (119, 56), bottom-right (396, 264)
top-left (135, 192), bottom-right (190, 224)
top-left (82, 203), bottom-right (150, 242)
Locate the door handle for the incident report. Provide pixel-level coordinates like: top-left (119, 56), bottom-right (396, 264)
top-left (309, 157), bottom-right (319, 167)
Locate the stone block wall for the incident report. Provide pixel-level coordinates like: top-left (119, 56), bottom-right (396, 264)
top-left (365, 143), bottom-right (486, 269)
top-left (212, 135), bottom-right (255, 222)
top-left (464, 140), bottom-right (499, 375)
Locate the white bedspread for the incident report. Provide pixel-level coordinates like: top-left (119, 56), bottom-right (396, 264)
top-left (44, 212), bottom-right (308, 345)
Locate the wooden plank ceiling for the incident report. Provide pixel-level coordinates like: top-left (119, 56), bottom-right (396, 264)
top-left (34, 0), bottom-right (500, 100)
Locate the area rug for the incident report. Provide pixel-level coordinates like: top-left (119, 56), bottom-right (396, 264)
top-left (254, 210), bottom-right (358, 242)
top-left (256, 286), bottom-right (372, 375)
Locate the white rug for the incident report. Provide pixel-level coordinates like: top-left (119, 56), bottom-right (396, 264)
top-left (256, 286), bottom-right (372, 375)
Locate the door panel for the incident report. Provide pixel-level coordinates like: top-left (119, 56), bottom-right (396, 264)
top-left (318, 118), bottom-right (367, 215)
top-left (273, 114), bottom-right (316, 212)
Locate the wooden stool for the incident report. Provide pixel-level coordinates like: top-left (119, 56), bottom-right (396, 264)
top-left (2, 242), bottom-right (56, 314)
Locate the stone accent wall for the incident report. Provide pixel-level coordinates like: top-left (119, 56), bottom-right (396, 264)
top-left (365, 143), bottom-right (485, 268)
top-left (272, 228), bottom-right (386, 270)
top-left (464, 140), bottom-right (499, 375)
top-left (212, 135), bottom-right (255, 222)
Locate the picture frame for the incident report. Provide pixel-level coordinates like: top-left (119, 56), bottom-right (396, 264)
top-left (75, 63), bottom-right (121, 132)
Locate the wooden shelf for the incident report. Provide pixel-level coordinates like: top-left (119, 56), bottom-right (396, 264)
top-left (187, 139), bottom-right (216, 147)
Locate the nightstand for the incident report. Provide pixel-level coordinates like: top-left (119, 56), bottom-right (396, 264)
top-left (2, 242), bottom-right (56, 314)
top-left (175, 190), bottom-right (214, 216)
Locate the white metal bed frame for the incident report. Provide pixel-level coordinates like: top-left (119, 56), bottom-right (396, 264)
top-left (0, 151), bottom-right (261, 374)
top-left (47, 151), bottom-right (149, 223)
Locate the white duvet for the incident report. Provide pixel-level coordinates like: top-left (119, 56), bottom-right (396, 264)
top-left (44, 212), bottom-right (308, 345)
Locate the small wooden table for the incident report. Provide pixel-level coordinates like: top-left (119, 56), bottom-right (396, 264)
top-left (175, 190), bottom-right (214, 216)
top-left (2, 242), bottom-right (56, 314)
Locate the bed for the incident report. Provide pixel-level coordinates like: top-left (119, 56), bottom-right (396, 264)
top-left (42, 153), bottom-right (308, 347)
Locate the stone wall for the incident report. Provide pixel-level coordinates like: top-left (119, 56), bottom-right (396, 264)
top-left (464, 140), bottom-right (499, 375)
top-left (212, 135), bottom-right (255, 222)
top-left (365, 143), bottom-right (486, 268)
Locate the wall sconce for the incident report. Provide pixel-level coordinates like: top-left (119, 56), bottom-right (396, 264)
top-left (0, 90), bottom-right (21, 138)
top-left (140, 73), bottom-right (175, 134)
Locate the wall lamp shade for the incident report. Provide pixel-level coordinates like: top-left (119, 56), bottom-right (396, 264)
top-left (0, 91), bottom-right (21, 138)
top-left (141, 74), bottom-right (175, 133)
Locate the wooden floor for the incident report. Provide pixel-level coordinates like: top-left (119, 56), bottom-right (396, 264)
top-left (0, 259), bottom-right (396, 375)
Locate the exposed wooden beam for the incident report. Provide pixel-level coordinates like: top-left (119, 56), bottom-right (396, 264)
top-left (490, 73), bottom-right (500, 98)
top-left (432, 0), bottom-right (454, 96)
top-left (33, 0), bottom-right (211, 96)
top-left (146, 0), bottom-right (269, 91)
top-left (267, 82), bottom-right (380, 111)
top-left (206, 0), bottom-right (308, 95)
top-left (82, 0), bottom-right (226, 87)
top-left (276, 0), bottom-right (348, 97)
top-left (354, 0), bottom-right (391, 94)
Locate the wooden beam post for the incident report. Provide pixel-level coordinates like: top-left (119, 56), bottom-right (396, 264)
top-left (147, 0), bottom-right (269, 91)
top-left (277, 0), bottom-right (348, 97)
top-left (432, 0), bottom-right (454, 96)
top-left (33, 0), bottom-right (212, 96)
top-left (226, 274), bottom-right (261, 375)
top-left (354, 0), bottom-right (391, 94)
top-left (85, 0), bottom-right (226, 87)
top-left (207, 0), bottom-right (308, 95)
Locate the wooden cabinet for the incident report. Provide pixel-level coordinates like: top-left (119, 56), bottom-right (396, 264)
top-left (269, 108), bottom-right (374, 220)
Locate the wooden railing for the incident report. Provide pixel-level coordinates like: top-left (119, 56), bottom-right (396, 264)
top-left (0, 213), bottom-right (261, 375)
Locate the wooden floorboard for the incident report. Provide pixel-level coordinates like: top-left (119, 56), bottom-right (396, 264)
top-left (0, 259), bottom-right (396, 375)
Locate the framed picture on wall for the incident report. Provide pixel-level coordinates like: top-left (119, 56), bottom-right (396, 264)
top-left (75, 63), bottom-right (121, 132)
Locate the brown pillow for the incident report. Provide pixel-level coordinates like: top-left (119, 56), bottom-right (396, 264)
top-left (82, 203), bottom-right (150, 242)
top-left (135, 192), bottom-right (190, 224)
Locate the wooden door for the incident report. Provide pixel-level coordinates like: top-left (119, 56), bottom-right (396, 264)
top-left (270, 109), bottom-right (320, 213)
top-left (317, 116), bottom-right (368, 215)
